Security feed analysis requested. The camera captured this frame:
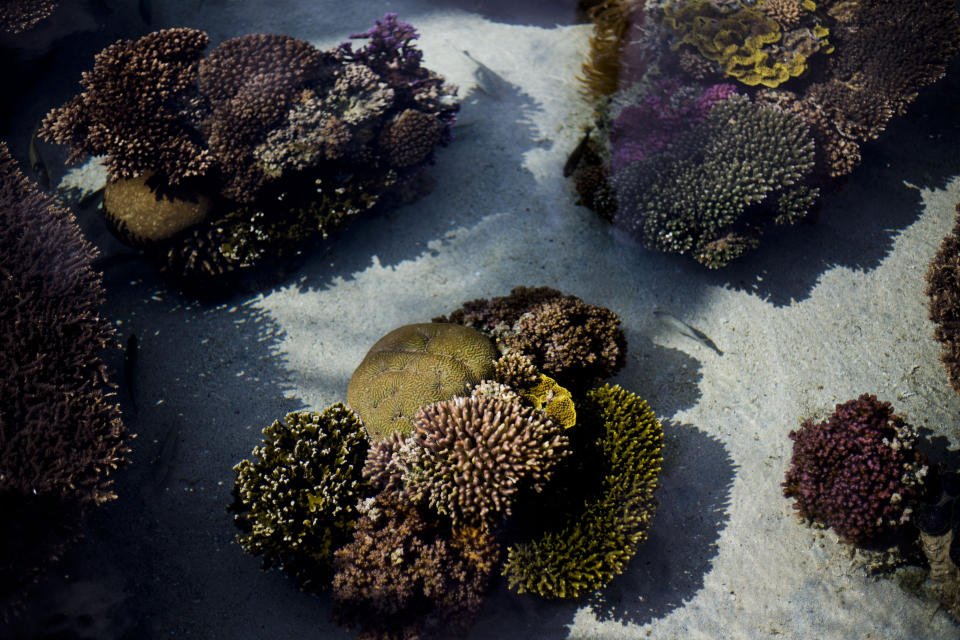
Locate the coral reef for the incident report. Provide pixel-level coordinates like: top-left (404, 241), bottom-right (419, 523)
top-left (926, 207), bottom-right (960, 395)
top-left (0, 143), bottom-right (129, 616)
top-left (102, 171), bottom-right (212, 246)
top-left (610, 94), bottom-right (816, 268)
top-left (782, 394), bottom-right (929, 545)
top-left (0, 0), bottom-right (57, 33)
top-left (502, 384), bottom-right (663, 598)
top-left (231, 405), bottom-right (369, 589)
top-left (346, 323), bottom-right (498, 439)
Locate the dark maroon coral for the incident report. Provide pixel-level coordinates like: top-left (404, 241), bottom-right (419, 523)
top-left (40, 28), bottom-right (212, 184)
top-left (782, 394), bottom-right (928, 545)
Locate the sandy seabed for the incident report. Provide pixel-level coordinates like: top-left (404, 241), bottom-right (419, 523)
top-left (3, 0), bottom-right (960, 638)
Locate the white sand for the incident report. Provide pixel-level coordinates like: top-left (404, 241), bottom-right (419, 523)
top-left (4, 0), bottom-right (960, 638)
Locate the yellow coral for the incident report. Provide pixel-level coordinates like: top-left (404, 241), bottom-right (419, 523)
top-left (521, 374), bottom-right (577, 430)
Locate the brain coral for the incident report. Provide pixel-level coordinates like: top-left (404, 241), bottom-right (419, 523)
top-left (0, 143), bottom-right (129, 615)
top-left (346, 323), bottom-right (498, 439)
top-left (926, 206), bottom-right (960, 395)
top-left (611, 94), bottom-right (816, 268)
top-left (502, 384), bottom-right (663, 598)
top-left (782, 394), bottom-right (929, 545)
top-left (402, 395), bottom-right (569, 526)
top-left (230, 404), bottom-right (369, 588)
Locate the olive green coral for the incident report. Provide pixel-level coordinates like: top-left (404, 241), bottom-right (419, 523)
top-left (346, 323), bottom-right (498, 439)
top-left (230, 404), bottom-right (369, 588)
top-left (502, 384), bottom-right (663, 599)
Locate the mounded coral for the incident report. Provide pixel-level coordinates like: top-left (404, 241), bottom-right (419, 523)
top-left (230, 404), bottom-right (369, 589)
top-left (926, 207), bottom-right (960, 395)
top-left (102, 171), bottom-right (212, 246)
top-left (611, 94), bottom-right (816, 268)
top-left (0, 143), bottom-right (129, 616)
top-left (782, 394), bottom-right (929, 545)
top-left (502, 384), bottom-right (663, 598)
top-left (346, 323), bottom-right (498, 439)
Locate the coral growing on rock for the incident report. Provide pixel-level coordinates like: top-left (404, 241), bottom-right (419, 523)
top-left (782, 394), bottom-right (929, 545)
top-left (502, 384), bottom-right (663, 598)
top-left (0, 143), bottom-right (129, 616)
top-left (926, 207), bottom-right (960, 395)
top-left (346, 323), bottom-right (498, 439)
top-left (230, 404), bottom-right (369, 589)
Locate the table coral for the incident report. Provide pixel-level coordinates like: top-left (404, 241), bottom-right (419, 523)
top-left (0, 143), bottom-right (129, 616)
top-left (231, 404), bottom-right (369, 589)
top-left (782, 394), bottom-right (929, 545)
top-left (926, 206), bottom-right (960, 396)
top-left (346, 323), bottom-right (498, 439)
top-left (502, 384), bottom-right (663, 598)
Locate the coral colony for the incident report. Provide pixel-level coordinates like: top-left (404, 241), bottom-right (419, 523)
top-left (230, 287), bottom-right (664, 639)
top-left (40, 15), bottom-right (458, 286)
top-left (0, 144), bottom-right (130, 619)
top-left (571, 0), bottom-right (960, 267)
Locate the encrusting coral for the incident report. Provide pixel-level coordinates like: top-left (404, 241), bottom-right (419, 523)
top-left (230, 404), bottom-right (369, 589)
top-left (782, 394), bottom-right (929, 545)
top-left (502, 384), bottom-right (663, 598)
top-left (346, 323), bottom-right (498, 439)
top-left (926, 206), bottom-right (960, 396)
top-left (0, 143), bottom-right (129, 617)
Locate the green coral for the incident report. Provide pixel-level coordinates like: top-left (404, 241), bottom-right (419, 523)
top-left (346, 323), bottom-right (498, 439)
top-left (660, 0), bottom-right (829, 87)
top-left (230, 404), bottom-right (370, 588)
top-left (502, 384), bottom-right (663, 599)
top-left (611, 94), bottom-right (816, 268)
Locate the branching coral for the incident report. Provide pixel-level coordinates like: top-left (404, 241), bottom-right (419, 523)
top-left (782, 394), bottom-right (929, 545)
top-left (230, 404), bottom-right (369, 589)
top-left (40, 28), bottom-right (212, 183)
top-left (401, 396), bottom-right (569, 527)
top-left (502, 384), bottom-right (663, 598)
top-left (0, 143), bottom-right (129, 615)
top-left (611, 94), bottom-right (816, 267)
top-left (926, 207), bottom-right (960, 396)
top-left (346, 323), bottom-right (498, 439)
top-left (0, 0), bottom-right (57, 33)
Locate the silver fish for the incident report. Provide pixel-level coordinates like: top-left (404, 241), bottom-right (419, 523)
top-left (462, 50), bottom-right (506, 99)
top-left (653, 308), bottom-right (723, 356)
top-left (29, 130), bottom-right (49, 190)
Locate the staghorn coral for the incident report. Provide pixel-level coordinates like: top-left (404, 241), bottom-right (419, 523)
top-left (0, 143), bottom-right (129, 616)
top-left (611, 94), bottom-right (816, 267)
top-left (926, 207), bottom-right (960, 395)
top-left (332, 491), bottom-right (499, 640)
top-left (0, 0), bottom-right (57, 33)
top-left (346, 323), bottom-right (498, 439)
top-left (40, 28), bottom-right (212, 184)
top-left (502, 384), bottom-right (663, 598)
top-left (230, 404), bottom-right (369, 589)
top-left (401, 396), bottom-right (569, 527)
top-left (492, 353), bottom-right (541, 391)
top-left (782, 394), bottom-right (929, 545)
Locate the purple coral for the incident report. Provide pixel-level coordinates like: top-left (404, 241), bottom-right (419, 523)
top-left (609, 80), bottom-right (737, 173)
top-left (782, 394), bottom-right (929, 545)
top-left (345, 13), bottom-right (424, 75)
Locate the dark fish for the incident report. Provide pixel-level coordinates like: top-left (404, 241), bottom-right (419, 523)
top-left (29, 130), bottom-right (49, 190)
top-left (139, 0), bottom-right (151, 24)
top-left (123, 334), bottom-right (139, 412)
top-left (653, 308), bottom-right (723, 356)
top-left (462, 50), bottom-right (505, 99)
top-left (563, 128), bottom-right (592, 178)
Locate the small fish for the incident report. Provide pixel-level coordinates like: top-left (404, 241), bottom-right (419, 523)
top-left (123, 334), bottom-right (139, 412)
top-left (462, 50), bottom-right (505, 99)
top-left (653, 308), bottom-right (723, 356)
top-left (138, 0), bottom-right (152, 24)
top-left (29, 129), bottom-right (49, 190)
top-left (563, 128), bottom-right (592, 178)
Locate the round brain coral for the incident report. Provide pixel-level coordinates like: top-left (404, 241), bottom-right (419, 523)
top-left (782, 394), bottom-right (929, 545)
top-left (230, 404), bottom-right (369, 588)
top-left (502, 384), bottom-right (663, 599)
top-left (346, 323), bottom-right (498, 439)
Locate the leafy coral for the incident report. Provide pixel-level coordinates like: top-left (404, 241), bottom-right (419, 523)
top-left (230, 404), bottom-right (369, 589)
top-left (502, 384), bottom-right (663, 598)
top-left (346, 323), bottom-right (498, 439)
top-left (782, 394), bottom-right (929, 545)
